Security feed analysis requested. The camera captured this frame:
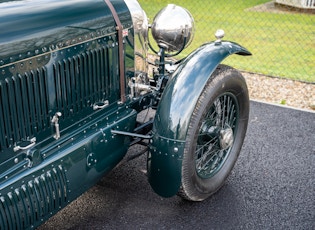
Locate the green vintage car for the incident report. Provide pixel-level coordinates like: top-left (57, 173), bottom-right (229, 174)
top-left (0, 0), bottom-right (251, 228)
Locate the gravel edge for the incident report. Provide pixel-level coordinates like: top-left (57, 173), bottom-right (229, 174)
top-left (242, 72), bottom-right (315, 112)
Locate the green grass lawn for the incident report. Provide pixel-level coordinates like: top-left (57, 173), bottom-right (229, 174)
top-left (138, 0), bottom-right (315, 82)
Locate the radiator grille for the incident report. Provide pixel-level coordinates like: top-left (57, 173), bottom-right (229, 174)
top-left (0, 165), bottom-right (68, 230)
top-left (0, 45), bottom-right (114, 151)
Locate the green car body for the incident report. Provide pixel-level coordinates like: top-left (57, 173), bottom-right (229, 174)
top-left (0, 0), bottom-right (250, 228)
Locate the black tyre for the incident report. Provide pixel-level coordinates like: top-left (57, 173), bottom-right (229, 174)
top-left (178, 64), bottom-right (249, 201)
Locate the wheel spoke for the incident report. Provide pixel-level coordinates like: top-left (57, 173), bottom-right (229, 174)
top-left (228, 104), bottom-right (236, 127)
top-left (226, 96), bottom-right (233, 125)
top-left (196, 147), bottom-right (223, 173)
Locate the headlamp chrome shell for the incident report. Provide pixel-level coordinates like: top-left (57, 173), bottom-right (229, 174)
top-left (151, 4), bottom-right (195, 52)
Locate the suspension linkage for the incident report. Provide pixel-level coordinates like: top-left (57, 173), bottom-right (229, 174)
top-left (111, 130), bottom-right (152, 139)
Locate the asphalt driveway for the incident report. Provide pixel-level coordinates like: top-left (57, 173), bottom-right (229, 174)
top-left (39, 101), bottom-right (315, 230)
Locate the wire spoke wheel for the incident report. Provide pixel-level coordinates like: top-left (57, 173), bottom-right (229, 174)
top-left (196, 93), bottom-right (239, 178)
top-left (178, 64), bottom-right (249, 201)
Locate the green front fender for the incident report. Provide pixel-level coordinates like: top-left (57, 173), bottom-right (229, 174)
top-left (148, 41), bottom-right (251, 197)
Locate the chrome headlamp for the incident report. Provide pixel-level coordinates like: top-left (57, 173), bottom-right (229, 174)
top-left (151, 4), bottom-right (195, 53)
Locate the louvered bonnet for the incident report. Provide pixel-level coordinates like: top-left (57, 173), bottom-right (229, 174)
top-left (0, 0), bottom-right (134, 153)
